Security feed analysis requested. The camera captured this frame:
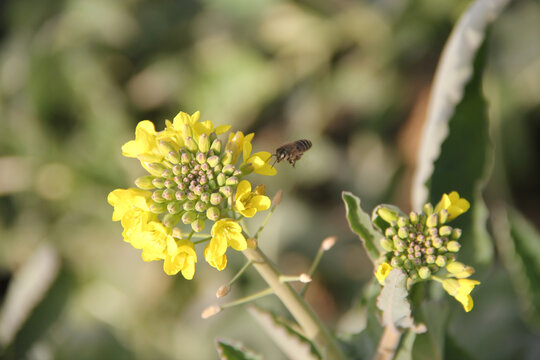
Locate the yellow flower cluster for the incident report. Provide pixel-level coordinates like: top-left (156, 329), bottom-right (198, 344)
top-left (375, 191), bottom-right (480, 312)
top-left (108, 111), bottom-right (274, 279)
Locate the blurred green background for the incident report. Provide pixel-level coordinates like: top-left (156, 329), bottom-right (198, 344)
top-left (0, 0), bottom-right (539, 359)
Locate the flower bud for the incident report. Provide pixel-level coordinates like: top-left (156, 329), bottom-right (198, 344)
top-left (210, 193), bottom-right (223, 205)
top-left (447, 240), bottom-right (461, 252)
top-left (219, 186), bottom-right (232, 198)
top-left (167, 201), bottom-right (183, 214)
top-left (135, 175), bottom-right (156, 190)
top-left (152, 190), bottom-right (166, 203)
top-left (201, 305), bottom-right (221, 319)
top-left (439, 225), bottom-right (452, 237)
top-left (390, 257), bottom-right (402, 267)
top-left (439, 209), bottom-right (449, 224)
top-left (206, 206), bottom-right (220, 221)
top-left (195, 201), bottom-right (207, 213)
top-left (221, 150), bottom-right (233, 165)
top-left (216, 173), bottom-right (227, 186)
top-left (185, 136), bottom-right (198, 152)
top-left (423, 202), bottom-right (434, 216)
top-left (163, 214), bottom-right (181, 228)
top-left (377, 207), bottom-right (398, 223)
top-left (394, 239), bottom-right (407, 252)
top-left (451, 228), bottom-right (462, 240)
top-left (222, 164), bottom-right (235, 175)
top-left (207, 155), bottom-right (220, 168)
top-left (181, 152), bottom-right (191, 164)
top-left (164, 179), bottom-right (176, 189)
top-left (380, 238), bottom-right (394, 252)
top-left (409, 212), bottom-right (419, 225)
top-left (397, 217), bottom-right (408, 227)
top-left (321, 236), bottom-right (337, 251)
top-left (166, 151), bottom-right (181, 164)
top-left (151, 177), bottom-right (165, 189)
top-left (272, 190), bottom-right (283, 206)
top-left (225, 176), bottom-right (238, 186)
top-left (398, 227), bottom-right (409, 239)
top-left (172, 164), bottom-right (181, 175)
top-left (162, 189), bottom-right (175, 201)
top-left (191, 218), bottom-right (205, 232)
top-left (385, 227), bottom-right (396, 237)
top-left (210, 139), bottom-right (222, 154)
top-left (198, 133), bottom-right (210, 153)
top-left (418, 266), bottom-right (431, 279)
top-left (435, 255), bottom-right (447, 267)
top-left (150, 202), bottom-right (167, 214)
top-left (195, 152), bottom-right (206, 164)
top-left (175, 191), bottom-right (186, 201)
top-left (426, 255), bottom-right (436, 264)
top-left (426, 214), bottom-right (438, 228)
top-left (182, 211), bottom-right (197, 224)
top-left (187, 192), bottom-right (198, 201)
top-left (146, 162), bottom-right (167, 176)
top-left (216, 285), bottom-right (230, 298)
top-left (183, 201), bottom-right (195, 211)
top-left (200, 192), bottom-right (210, 203)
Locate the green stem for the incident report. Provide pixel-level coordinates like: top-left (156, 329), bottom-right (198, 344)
top-left (242, 246), bottom-right (345, 360)
top-left (300, 245), bottom-right (325, 297)
top-left (373, 325), bottom-right (401, 360)
top-left (254, 204), bottom-right (276, 239)
top-left (222, 288), bottom-right (275, 309)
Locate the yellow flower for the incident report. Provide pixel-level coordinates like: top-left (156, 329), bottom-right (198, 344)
top-left (108, 188), bottom-right (151, 221)
top-left (164, 237), bottom-right (197, 279)
top-left (375, 262), bottom-right (392, 285)
top-left (204, 219), bottom-right (247, 271)
top-left (172, 110), bottom-right (230, 140)
top-left (242, 141), bottom-right (277, 176)
top-left (121, 121), bottom-right (162, 162)
top-left (442, 278), bottom-right (480, 312)
top-left (139, 221), bottom-right (170, 261)
top-left (226, 131), bottom-right (255, 163)
top-left (435, 191), bottom-right (470, 221)
top-left (234, 180), bottom-right (271, 217)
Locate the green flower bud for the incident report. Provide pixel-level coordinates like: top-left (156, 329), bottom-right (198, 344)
top-left (438, 209), bottom-right (449, 224)
top-left (390, 257), bottom-right (402, 267)
top-left (423, 202), bottom-right (434, 216)
top-left (216, 173), bottom-right (227, 186)
top-left (397, 217), bottom-right (408, 227)
top-left (167, 201), bottom-right (183, 214)
top-left (380, 238), bottom-right (394, 252)
top-left (225, 176), bottom-right (238, 186)
top-left (181, 152), bottom-right (192, 164)
top-left (416, 234), bottom-right (425, 243)
top-left (409, 212), bottom-right (419, 225)
top-left (210, 139), bottom-right (222, 154)
top-left (208, 180), bottom-right (218, 190)
top-left (221, 150), bottom-right (233, 165)
top-left (150, 202), bottom-right (167, 214)
top-left (426, 214), bottom-right (438, 228)
top-left (447, 240), bottom-right (461, 252)
top-left (219, 186), bottom-right (232, 198)
top-left (439, 225), bottom-right (452, 237)
top-left (195, 201), bottom-right (207, 213)
top-left (200, 193), bottom-right (210, 203)
top-left (152, 190), bottom-right (166, 203)
top-left (198, 133), bottom-right (210, 153)
top-left (426, 255), bottom-right (436, 264)
top-left (435, 255), bottom-right (447, 267)
top-left (182, 211), bottom-right (197, 224)
top-left (451, 228), bottom-right (462, 240)
top-left (206, 206), bottom-right (220, 221)
top-left (181, 165), bottom-right (189, 175)
top-left (377, 207), bottom-right (399, 223)
top-left (166, 151), bottom-right (181, 164)
top-left (175, 191), bottom-right (186, 201)
top-left (191, 218), bottom-right (205, 232)
top-left (162, 189), bottom-right (175, 201)
top-left (398, 227), bottom-right (409, 239)
top-left (210, 193), bottom-right (223, 205)
top-left (187, 192), bottom-right (198, 201)
top-left (195, 152), bottom-right (206, 164)
top-left (172, 165), bottom-right (181, 175)
top-left (183, 201), bottom-right (195, 211)
top-left (409, 271), bottom-right (419, 281)
top-left (385, 227), bottom-right (396, 237)
top-left (151, 177), bottom-right (165, 189)
top-left (432, 237), bottom-right (443, 248)
top-left (403, 259), bottom-right (413, 270)
top-left (158, 140), bottom-right (176, 155)
top-left (161, 168), bottom-right (173, 178)
top-left (163, 214), bottom-right (181, 228)
top-left (222, 164), bottom-right (235, 175)
top-left (418, 266), bottom-right (431, 280)
top-left (164, 179), bottom-right (176, 189)
top-left (185, 136), bottom-right (198, 152)
top-left (394, 239), bottom-right (407, 252)
top-left (147, 163), bottom-right (167, 176)
top-left (207, 155), bottom-right (220, 168)
top-left (135, 175), bottom-right (156, 190)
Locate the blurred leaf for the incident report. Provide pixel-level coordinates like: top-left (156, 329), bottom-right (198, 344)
top-left (411, 301), bottom-right (449, 360)
top-left (444, 334), bottom-right (475, 360)
top-left (247, 306), bottom-right (321, 360)
top-left (376, 269), bottom-right (423, 332)
top-left (216, 338), bottom-right (262, 360)
top-left (493, 207), bottom-right (540, 326)
top-left (0, 245), bottom-right (72, 359)
top-left (342, 191), bottom-right (383, 263)
top-left (412, 0), bottom-right (511, 210)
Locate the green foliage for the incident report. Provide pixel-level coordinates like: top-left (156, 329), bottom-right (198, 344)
top-left (216, 338), bottom-right (262, 360)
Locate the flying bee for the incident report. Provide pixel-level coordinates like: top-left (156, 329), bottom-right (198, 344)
top-left (273, 139), bottom-right (312, 167)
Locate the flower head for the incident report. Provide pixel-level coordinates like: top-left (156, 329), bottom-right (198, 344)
top-left (435, 191), bottom-right (470, 221)
top-left (234, 180), bottom-right (271, 217)
top-left (109, 110), bottom-right (275, 278)
top-left (441, 278), bottom-right (480, 312)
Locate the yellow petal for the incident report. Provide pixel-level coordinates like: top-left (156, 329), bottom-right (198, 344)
top-left (249, 195), bottom-right (271, 212)
top-left (228, 232), bottom-right (247, 251)
top-left (375, 262), bottom-right (392, 285)
top-left (236, 180), bottom-right (252, 198)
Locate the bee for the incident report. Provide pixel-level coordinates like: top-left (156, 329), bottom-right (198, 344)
top-left (273, 139), bottom-right (312, 167)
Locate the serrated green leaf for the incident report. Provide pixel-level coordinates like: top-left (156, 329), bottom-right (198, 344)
top-left (342, 191), bottom-right (383, 262)
top-left (494, 207), bottom-right (540, 326)
top-left (215, 338), bottom-right (262, 360)
top-left (376, 269), bottom-right (416, 330)
top-left (247, 306), bottom-right (321, 360)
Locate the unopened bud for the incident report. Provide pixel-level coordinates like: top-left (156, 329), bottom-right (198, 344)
top-left (195, 201), bottom-right (207, 213)
top-left (196, 152), bottom-right (207, 164)
top-left (166, 151), bottom-right (181, 164)
top-left (161, 169), bottom-right (173, 179)
top-left (398, 227), bottom-right (409, 239)
top-left (225, 176), bottom-right (238, 186)
top-left (146, 163), bottom-right (167, 176)
top-left (418, 266), bottom-right (431, 279)
top-left (150, 202), bottom-right (167, 214)
top-left (390, 257), bottom-right (402, 267)
top-left (439, 225), bottom-right (452, 237)
top-left (162, 189), bottom-right (175, 201)
top-left (222, 164), bottom-right (235, 175)
top-left (191, 218), bottom-right (205, 232)
top-left (134, 175), bottom-right (156, 190)
top-left (216, 285), bottom-right (230, 298)
top-left (172, 164), bottom-right (181, 175)
top-left (182, 211), bottom-right (197, 224)
top-left (210, 193), bottom-right (223, 205)
top-left (163, 214), bottom-right (181, 228)
top-left (426, 255), bottom-right (436, 264)
top-left (216, 173), bottom-right (227, 186)
top-left (221, 150), bottom-right (233, 165)
top-left (175, 191), bottom-right (186, 201)
top-left (439, 209), bottom-right (449, 224)
top-left (206, 207), bottom-right (220, 221)
top-left (167, 201), bottom-right (183, 215)
top-left (385, 227), bottom-right (396, 237)
top-left (451, 228), bottom-right (462, 240)
top-left (426, 214), bottom-right (438, 228)
top-left (377, 207), bottom-right (398, 223)
top-left (183, 201), bottom-right (195, 211)
top-left (397, 217), bottom-right (408, 227)
top-left (299, 273), bottom-right (312, 283)
top-left (380, 238), bottom-right (394, 251)
top-left (198, 133), bottom-right (210, 153)
top-left (201, 305), bottom-right (221, 319)
top-left (164, 179), bottom-right (176, 189)
top-left (207, 155), bottom-right (220, 168)
top-left (210, 139), bottom-right (222, 154)
top-left (423, 202), bottom-right (434, 216)
top-left (152, 177), bottom-right (165, 189)
top-left (185, 136), bottom-right (198, 152)
top-left (321, 236), bottom-right (337, 251)
top-left (152, 190), bottom-right (166, 203)
top-left (272, 190), bottom-right (283, 206)
top-left (219, 186), bottom-right (232, 198)
top-left (181, 152), bottom-right (191, 164)
top-left (435, 255), bottom-right (447, 267)
top-left (409, 212), bottom-right (419, 225)
top-left (447, 241), bottom-right (461, 252)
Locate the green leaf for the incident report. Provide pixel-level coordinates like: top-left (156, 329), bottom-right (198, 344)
top-left (376, 269), bottom-right (423, 332)
top-left (493, 207), bottom-right (540, 326)
top-left (412, 0), bottom-right (511, 210)
top-left (247, 306), bottom-right (321, 360)
top-left (342, 191), bottom-right (383, 262)
top-left (216, 338), bottom-right (262, 360)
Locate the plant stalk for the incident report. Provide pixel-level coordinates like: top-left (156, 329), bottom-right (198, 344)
top-left (373, 325), bottom-right (401, 360)
top-left (243, 246), bottom-right (345, 360)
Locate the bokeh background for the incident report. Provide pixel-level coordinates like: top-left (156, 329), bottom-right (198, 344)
top-left (0, 0), bottom-right (539, 359)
